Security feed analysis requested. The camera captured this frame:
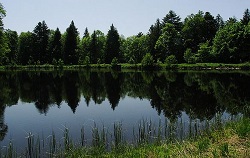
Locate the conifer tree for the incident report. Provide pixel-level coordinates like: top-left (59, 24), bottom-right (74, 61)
top-left (162, 10), bottom-right (182, 31)
top-left (49, 28), bottom-right (62, 61)
top-left (64, 21), bottom-right (79, 65)
top-left (105, 24), bottom-right (120, 64)
top-left (148, 19), bottom-right (162, 62)
top-left (90, 31), bottom-right (98, 64)
top-left (241, 8), bottom-right (250, 25)
top-left (33, 21), bottom-right (50, 64)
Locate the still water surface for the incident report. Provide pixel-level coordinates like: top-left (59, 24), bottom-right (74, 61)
top-left (0, 70), bottom-right (249, 149)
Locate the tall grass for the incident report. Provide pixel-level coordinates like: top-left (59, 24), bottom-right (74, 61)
top-left (0, 115), bottom-right (247, 157)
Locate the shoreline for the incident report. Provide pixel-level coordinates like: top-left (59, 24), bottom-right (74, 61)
top-left (1, 63), bottom-right (250, 71)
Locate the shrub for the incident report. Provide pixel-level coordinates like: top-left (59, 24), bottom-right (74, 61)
top-left (58, 59), bottom-right (64, 67)
top-left (184, 48), bottom-right (196, 64)
top-left (111, 57), bottom-right (119, 67)
top-left (52, 58), bottom-right (57, 66)
top-left (84, 56), bottom-right (90, 66)
top-left (141, 53), bottom-right (154, 67)
top-left (165, 55), bottom-right (177, 64)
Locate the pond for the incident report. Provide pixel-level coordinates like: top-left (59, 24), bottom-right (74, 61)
top-left (0, 70), bottom-right (249, 151)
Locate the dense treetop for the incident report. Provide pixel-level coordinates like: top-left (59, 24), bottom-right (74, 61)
top-left (0, 2), bottom-right (249, 66)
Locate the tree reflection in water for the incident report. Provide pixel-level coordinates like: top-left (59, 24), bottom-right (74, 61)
top-left (0, 70), bottom-right (250, 141)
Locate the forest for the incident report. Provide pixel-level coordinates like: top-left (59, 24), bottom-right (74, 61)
top-left (0, 3), bottom-right (250, 66)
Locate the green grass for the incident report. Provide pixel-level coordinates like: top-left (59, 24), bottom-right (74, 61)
top-left (65, 117), bottom-right (250, 158)
top-left (0, 116), bottom-right (249, 157)
top-left (2, 62), bottom-right (250, 71)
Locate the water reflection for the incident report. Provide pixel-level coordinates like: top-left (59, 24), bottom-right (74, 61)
top-left (0, 70), bottom-right (250, 141)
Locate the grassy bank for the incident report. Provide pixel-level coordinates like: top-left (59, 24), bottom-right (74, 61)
top-left (2, 62), bottom-right (250, 71)
top-left (0, 116), bottom-right (249, 157)
top-left (66, 117), bottom-right (250, 157)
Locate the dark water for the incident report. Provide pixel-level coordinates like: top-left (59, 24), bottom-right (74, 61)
top-left (0, 70), bottom-right (249, 149)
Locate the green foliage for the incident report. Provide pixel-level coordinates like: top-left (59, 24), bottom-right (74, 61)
top-left (182, 11), bottom-right (217, 54)
top-left (184, 48), bottom-right (196, 64)
top-left (64, 21), bottom-right (79, 65)
top-left (18, 32), bottom-right (34, 65)
top-left (0, 5), bottom-right (250, 66)
top-left (48, 28), bottom-right (62, 61)
top-left (0, 4), bottom-right (9, 65)
top-left (58, 58), bottom-right (64, 67)
top-left (219, 143), bottom-right (229, 156)
top-left (182, 11), bottom-right (206, 53)
top-left (89, 30), bottom-right (98, 64)
top-left (0, 32), bottom-right (10, 65)
top-left (155, 23), bottom-right (182, 62)
top-left (141, 53), bottom-right (154, 67)
top-left (197, 41), bottom-right (212, 62)
top-left (148, 19), bottom-right (162, 62)
top-left (84, 56), bottom-right (90, 66)
top-left (212, 21), bottom-right (250, 63)
top-left (234, 117), bottom-right (250, 137)
top-left (0, 3), bottom-right (6, 30)
top-left (241, 8), bottom-right (250, 25)
top-left (4, 29), bottom-right (18, 64)
top-left (162, 10), bottom-right (182, 31)
top-left (197, 138), bottom-right (210, 152)
top-left (105, 24), bottom-right (120, 64)
top-left (111, 57), bottom-right (119, 67)
top-left (128, 57), bottom-right (135, 64)
top-left (33, 21), bottom-right (50, 64)
top-left (52, 58), bottom-right (57, 65)
top-left (122, 35), bottom-right (149, 64)
top-left (165, 55), bottom-right (177, 64)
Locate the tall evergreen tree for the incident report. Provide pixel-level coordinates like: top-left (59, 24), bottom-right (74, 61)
top-left (90, 31), bottom-right (98, 64)
top-left (215, 14), bottom-right (225, 30)
top-left (83, 27), bottom-right (90, 38)
top-left (204, 12), bottom-right (218, 43)
top-left (49, 28), bottom-right (62, 61)
top-left (105, 24), bottom-right (120, 64)
top-left (241, 8), bottom-right (250, 25)
top-left (148, 19), bottom-right (162, 62)
top-left (33, 21), bottom-right (50, 64)
top-left (64, 21), bottom-right (79, 65)
top-left (162, 10), bottom-right (182, 31)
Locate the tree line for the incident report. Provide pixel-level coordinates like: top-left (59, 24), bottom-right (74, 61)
top-left (0, 3), bottom-right (250, 65)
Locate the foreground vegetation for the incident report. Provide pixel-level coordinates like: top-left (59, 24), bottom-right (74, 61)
top-left (1, 116), bottom-right (249, 157)
top-left (66, 117), bottom-right (250, 158)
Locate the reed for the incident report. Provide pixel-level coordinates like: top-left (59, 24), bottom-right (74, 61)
top-left (0, 115), bottom-right (248, 157)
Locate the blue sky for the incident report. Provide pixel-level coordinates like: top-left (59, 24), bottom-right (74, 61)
top-left (1, 0), bottom-right (249, 37)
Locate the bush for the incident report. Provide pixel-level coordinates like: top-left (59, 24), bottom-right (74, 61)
top-left (97, 58), bottom-right (101, 65)
top-left (111, 57), bottom-right (119, 67)
top-left (165, 55), bottom-right (177, 64)
top-left (184, 48), bottom-right (196, 64)
top-left (128, 57), bottom-right (135, 64)
top-left (141, 53), bottom-right (154, 67)
top-left (84, 56), bottom-right (90, 66)
top-left (52, 58), bottom-right (57, 66)
top-left (58, 59), bottom-right (64, 67)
